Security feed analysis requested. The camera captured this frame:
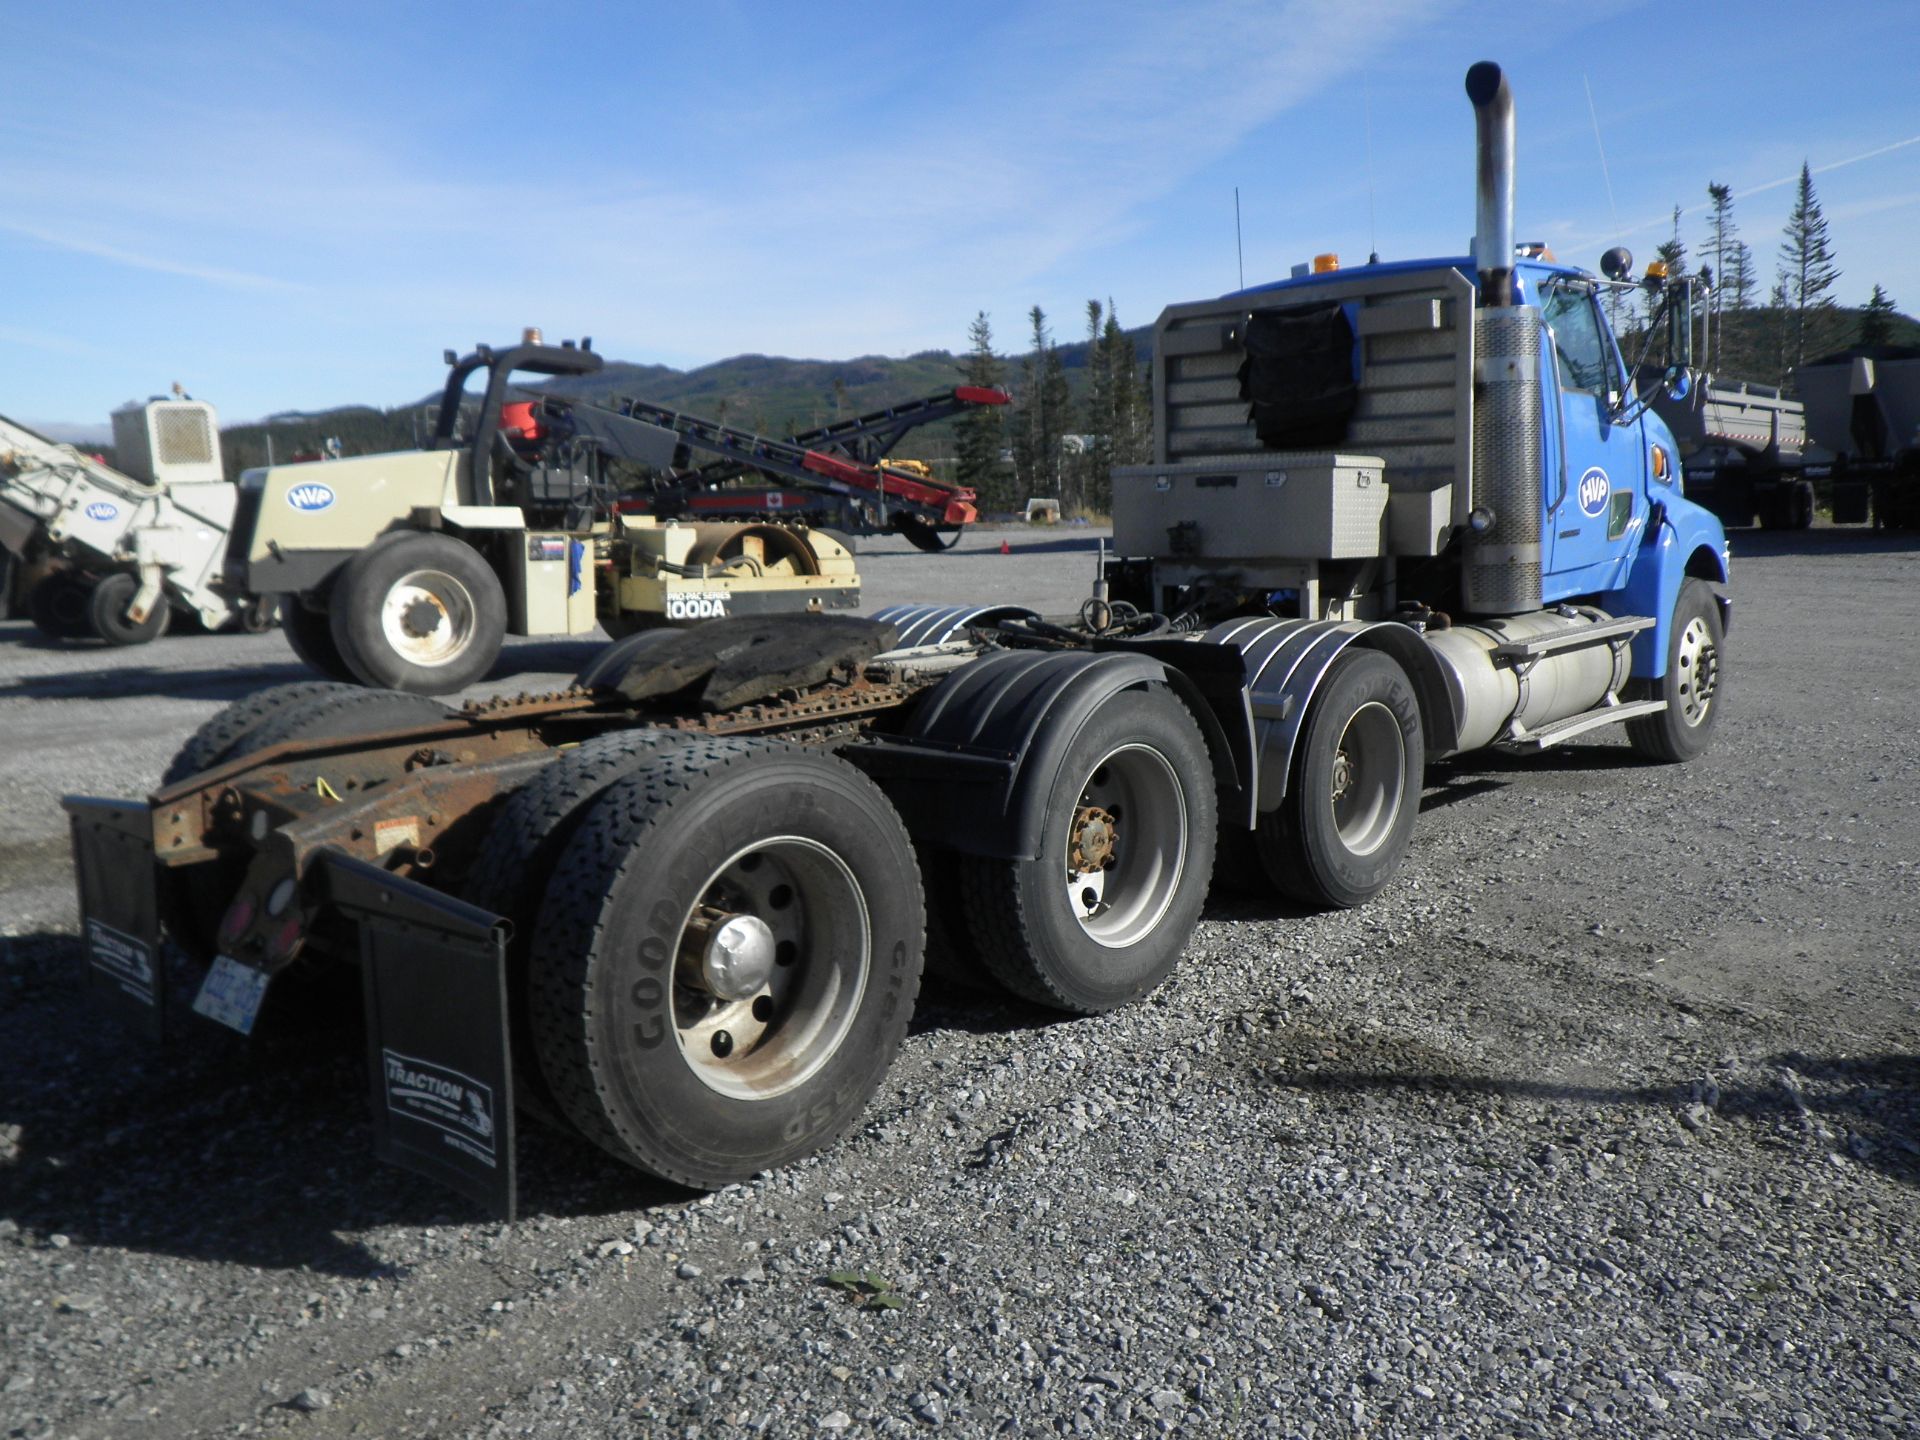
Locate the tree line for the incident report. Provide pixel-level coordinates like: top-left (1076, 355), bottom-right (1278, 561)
top-left (952, 301), bottom-right (1151, 517)
top-left (1626, 163), bottom-right (1907, 388)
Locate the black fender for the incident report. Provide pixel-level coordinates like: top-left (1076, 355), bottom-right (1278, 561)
top-left (1203, 617), bottom-right (1458, 810)
top-left (851, 649), bottom-right (1234, 861)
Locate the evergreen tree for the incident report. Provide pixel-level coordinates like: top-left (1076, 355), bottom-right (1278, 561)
top-left (1860, 283), bottom-right (1899, 348)
top-left (1648, 205), bottom-right (1687, 328)
top-left (1104, 302), bottom-right (1151, 468)
top-left (1767, 278), bottom-right (1792, 385)
top-left (953, 312), bottom-right (1011, 509)
top-left (1778, 162), bottom-right (1842, 372)
top-left (1012, 306), bottom-right (1070, 507)
top-left (1695, 183), bottom-right (1767, 379)
top-left (1077, 300), bottom-right (1114, 512)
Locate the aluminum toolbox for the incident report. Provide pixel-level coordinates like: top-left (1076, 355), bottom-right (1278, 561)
top-left (1111, 452), bottom-right (1388, 560)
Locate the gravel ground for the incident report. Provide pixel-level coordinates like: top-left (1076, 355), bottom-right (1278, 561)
top-left (2, 524), bottom-right (1917, 1440)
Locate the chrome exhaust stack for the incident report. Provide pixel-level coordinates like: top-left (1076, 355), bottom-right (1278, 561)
top-left (1466, 60), bottom-right (1516, 308)
top-left (1461, 60), bottom-right (1543, 616)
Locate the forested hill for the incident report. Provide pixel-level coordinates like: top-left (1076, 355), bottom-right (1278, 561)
top-left (217, 332), bottom-right (1151, 475)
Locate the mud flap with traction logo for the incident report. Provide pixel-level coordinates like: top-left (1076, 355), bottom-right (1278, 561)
top-left (320, 851), bottom-right (518, 1221)
top-left (65, 797), bottom-right (166, 1042)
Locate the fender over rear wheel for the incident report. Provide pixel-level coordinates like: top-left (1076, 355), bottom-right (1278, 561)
top-left (958, 682), bottom-right (1216, 1014)
top-left (1255, 648), bottom-right (1424, 910)
top-left (528, 738), bottom-right (925, 1187)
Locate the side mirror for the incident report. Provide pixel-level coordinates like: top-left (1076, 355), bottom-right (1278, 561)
top-left (1600, 246), bottom-right (1633, 282)
top-left (1664, 367), bottom-right (1691, 401)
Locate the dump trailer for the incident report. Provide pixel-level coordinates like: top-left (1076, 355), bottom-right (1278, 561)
top-left (1649, 375), bottom-right (1819, 529)
top-left (63, 61), bottom-right (1730, 1218)
top-left (1794, 348), bottom-right (1920, 529)
top-left (0, 400), bottom-right (272, 643)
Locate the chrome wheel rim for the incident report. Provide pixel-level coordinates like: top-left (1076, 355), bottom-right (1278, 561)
top-left (1062, 744), bottom-right (1186, 948)
top-left (1330, 701), bottom-right (1404, 856)
top-left (379, 569), bottom-right (475, 667)
top-left (671, 837), bottom-right (869, 1100)
top-left (1674, 615), bottom-right (1718, 728)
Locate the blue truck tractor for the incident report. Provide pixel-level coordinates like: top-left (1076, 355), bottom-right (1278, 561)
top-left (62, 61), bottom-right (1727, 1218)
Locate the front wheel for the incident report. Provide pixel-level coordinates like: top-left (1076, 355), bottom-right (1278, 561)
top-left (87, 572), bottom-right (170, 646)
top-left (958, 682), bottom-right (1216, 1014)
top-left (1255, 648), bottom-right (1424, 910)
top-left (329, 532), bottom-right (507, 694)
top-left (529, 738), bottom-right (925, 1187)
top-left (1625, 578), bottom-right (1723, 763)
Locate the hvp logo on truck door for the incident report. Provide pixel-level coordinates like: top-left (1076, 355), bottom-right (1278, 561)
top-left (1576, 467), bottom-right (1610, 518)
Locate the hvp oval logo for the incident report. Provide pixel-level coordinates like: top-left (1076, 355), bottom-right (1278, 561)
top-left (84, 501), bottom-right (119, 522)
top-left (287, 482), bottom-right (335, 512)
top-left (1576, 467), bottom-right (1610, 519)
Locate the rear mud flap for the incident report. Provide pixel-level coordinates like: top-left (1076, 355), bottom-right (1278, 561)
top-left (319, 851), bottom-right (518, 1221)
top-left (65, 797), bottom-right (166, 1041)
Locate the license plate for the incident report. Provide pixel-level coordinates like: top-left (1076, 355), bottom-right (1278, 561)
top-left (191, 955), bottom-right (272, 1035)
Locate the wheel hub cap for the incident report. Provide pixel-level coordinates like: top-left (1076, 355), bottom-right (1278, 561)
top-left (700, 913), bottom-right (776, 1000)
top-left (1069, 805), bottom-right (1118, 872)
top-left (401, 597), bottom-right (444, 637)
top-left (1675, 616), bottom-right (1718, 727)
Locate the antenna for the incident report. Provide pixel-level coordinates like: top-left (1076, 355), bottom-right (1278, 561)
top-left (1234, 187), bottom-right (1245, 290)
top-left (1362, 76), bottom-right (1379, 263)
top-left (1582, 74), bottom-right (1619, 235)
top-left (1583, 73), bottom-right (1623, 331)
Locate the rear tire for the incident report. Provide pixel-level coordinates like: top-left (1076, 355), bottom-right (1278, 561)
top-left (162, 680), bottom-right (361, 786)
top-left (1255, 649), bottom-right (1423, 910)
top-left (329, 532), bottom-right (507, 695)
top-left (529, 738), bottom-right (924, 1187)
top-left (233, 686), bottom-right (454, 757)
top-left (959, 683), bottom-right (1215, 1014)
top-left (28, 574), bottom-right (93, 640)
top-left (463, 729), bottom-right (684, 1130)
top-left (281, 597), bottom-right (360, 683)
top-left (87, 572), bottom-right (170, 646)
top-left (1626, 578), bottom-right (1723, 763)
top-left (158, 683), bottom-right (448, 963)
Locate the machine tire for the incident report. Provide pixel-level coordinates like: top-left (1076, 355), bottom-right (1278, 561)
top-left (575, 627), bottom-right (682, 692)
top-left (463, 729), bottom-right (685, 1130)
top-left (87, 572), bottom-right (170, 646)
top-left (1626, 578), bottom-right (1723, 763)
top-left (1791, 479), bottom-right (1815, 530)
top-left (1256, 649), bottom-right (1423, 910)
top-left (957, 683), bottom-right (1215, 1014)
top-left (28, 573), bottom-right (94, 640)
top-left (528, 737), bottom-right (924, 1187)
top-left (329, 532), bottom-right (507, 695)
top-left (281, 597), bottom-right (360, 683)
top-left (162, 680), bottom-right (361, 786)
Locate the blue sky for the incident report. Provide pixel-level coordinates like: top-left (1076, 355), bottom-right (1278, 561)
top-left (5, 0), bottom-right (1917, 430)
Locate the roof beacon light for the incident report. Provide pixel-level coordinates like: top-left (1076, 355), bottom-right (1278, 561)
top-left (522, 326), bottom-right (544, 345)
top-left (1312, 253), bottom-right (1341, 274)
